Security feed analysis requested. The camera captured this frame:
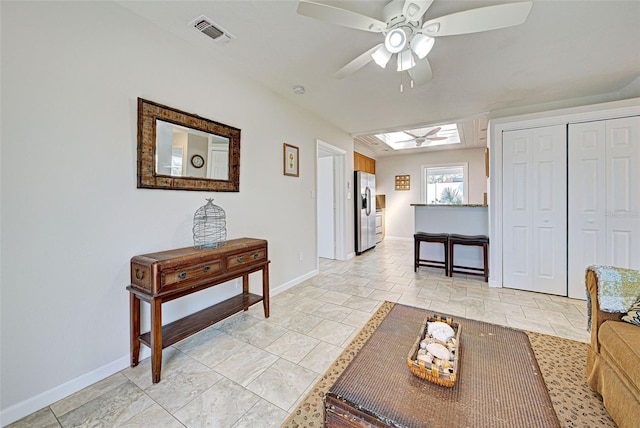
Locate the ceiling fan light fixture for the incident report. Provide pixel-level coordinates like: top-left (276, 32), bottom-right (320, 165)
top-left (410, 33), bottom-right (434, 59)
top-left (371, 45), bottom-right (392, 68)
top-left (397, 49), bottom-right (415, 71)
top-left (385, 28), bottom-right (407, 54)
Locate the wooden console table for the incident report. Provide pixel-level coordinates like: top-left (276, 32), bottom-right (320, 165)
top-left (127, 237), bottom-right (270, 383)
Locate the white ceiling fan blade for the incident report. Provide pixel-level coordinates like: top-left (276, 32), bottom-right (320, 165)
top-left (421, 2), bottom-right (532, 37)
top-left (426, 136), bottom-right (448, 141)
top-left (408, 58), bottom-right (433, 86)
top-left (334, 44), bottom-right (381, 79)
top-left (425, 126), bottom-right (442, 137)
top-left (395, 138), bottom-right (418, 145)
top-left (297, 0), bottom-right (386, 33)
top-left (402, 0), bottom-right (434, 23)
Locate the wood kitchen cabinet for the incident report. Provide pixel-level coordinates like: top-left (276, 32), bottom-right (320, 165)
top-left (354, 152), bottom-right (376, 174)
top-left (127, 238), bottom-right (270, 383)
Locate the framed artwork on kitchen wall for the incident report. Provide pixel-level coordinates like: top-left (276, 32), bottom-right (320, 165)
top-left (395, 174), bottom-right (410, 190)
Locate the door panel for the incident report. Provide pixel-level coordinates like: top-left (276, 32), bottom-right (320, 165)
top-left (318, 156), bottom-right (335, 259)
top-left (568, 116), bottom-right (640, 299)
top-left (503, 130), bottom-right (533, 290)
top-left (568, 121), bottom-right (606, 298)
top-left (532, 126), bottom-right (567, 295)
top-left (537, 227), bottom-right (556, 278)
top-left (503, 125), bottom-right (567, 295)
top-left (611, 230), bottom-right (631, 267)
top-left (512, 226), bottom-right (530, 275)
top-left (606, 116), bottom-right (640, 270)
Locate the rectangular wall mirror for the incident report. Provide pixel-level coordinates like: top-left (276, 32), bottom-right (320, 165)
top-left (137, 98), bottom-right (240, 191)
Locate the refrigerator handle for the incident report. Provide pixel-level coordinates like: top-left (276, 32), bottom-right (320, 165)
top-left (365, 187), bottom-right (371, 216)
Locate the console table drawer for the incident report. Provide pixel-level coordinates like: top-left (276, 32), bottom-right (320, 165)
top-left (131, 261), bottom-right (153, 291)
top-left (161, 260), bottom-right (223, 291)
top-left (227, 248), bottom-right (266, 270)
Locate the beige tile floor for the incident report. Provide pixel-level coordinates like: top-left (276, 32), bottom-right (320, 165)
top-left (9, 240), bottom-right (590, 427)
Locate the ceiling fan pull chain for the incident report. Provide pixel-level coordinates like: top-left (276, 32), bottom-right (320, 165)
top-left (400, 71), bottom-right (404, 93)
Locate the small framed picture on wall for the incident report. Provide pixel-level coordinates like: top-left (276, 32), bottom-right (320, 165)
top-left (283, 143), bottom-right (299, 177)
top-left (395, 174), bottom-right (410, 191)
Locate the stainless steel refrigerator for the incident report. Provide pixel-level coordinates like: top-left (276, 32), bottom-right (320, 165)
top-left (355, 171), bottom-right (376, 255)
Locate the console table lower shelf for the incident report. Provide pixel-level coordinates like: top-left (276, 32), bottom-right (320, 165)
top-left (127, 238), bottom-right (270, 383)
top-left (137, 293), bottom-right (264, 349)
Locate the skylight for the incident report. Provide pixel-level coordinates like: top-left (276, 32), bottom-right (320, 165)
top-left (375, 123), bottom-right (461, 151)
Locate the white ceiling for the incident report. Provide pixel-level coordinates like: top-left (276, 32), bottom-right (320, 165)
top-left (117, 0), bottom-right (640, 155)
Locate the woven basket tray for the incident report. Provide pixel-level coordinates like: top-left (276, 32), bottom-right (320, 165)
top-left (406, 314), bottom-right (462, 387)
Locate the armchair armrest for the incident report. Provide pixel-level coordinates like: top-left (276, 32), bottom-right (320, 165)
top-left (586, 269), bottom-right (624, 352)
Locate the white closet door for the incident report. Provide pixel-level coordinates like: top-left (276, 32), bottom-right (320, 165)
top-left (503, 129), bottom-right (534, 291)
top-left (606, 116), bottom-right (640, 269)
top-left (503, 125), bottom-right (567, 295)
top-left (568, 116), bottom-right (640, 299)
top-left (568, 121), bottom-right (607, 298)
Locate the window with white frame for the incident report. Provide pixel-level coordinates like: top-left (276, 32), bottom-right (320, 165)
top-left (422, 164), bottom-right (468, 205)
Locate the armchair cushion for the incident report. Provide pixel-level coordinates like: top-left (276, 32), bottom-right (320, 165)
top-left (599, 321), bottom-right (640, 388)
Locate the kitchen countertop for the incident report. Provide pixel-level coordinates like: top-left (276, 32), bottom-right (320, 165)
top-left (413, 204), bottom-right (489, 268)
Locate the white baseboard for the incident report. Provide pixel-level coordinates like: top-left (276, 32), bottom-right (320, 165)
top-left (384, 236), bottom-right (413, 241)
top-left (0, 350), bottom-right (147, 427)
top-left (1, 270), bottom-right (320, 427)
top-left (271, 269), bottom-right (318, 296)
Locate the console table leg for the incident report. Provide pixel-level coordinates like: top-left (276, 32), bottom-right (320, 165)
top-left (129, 293), bottom-right (141, 367)
top-left (263, 264), bottom-right (270, 318)
top-left (242, 274), bottom-right (249, 311)
top-left (150, 298), bottom-right (162, 383)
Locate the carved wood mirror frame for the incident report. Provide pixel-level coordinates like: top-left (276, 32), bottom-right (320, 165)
top-left (137, 98), bottom-right (240, 192)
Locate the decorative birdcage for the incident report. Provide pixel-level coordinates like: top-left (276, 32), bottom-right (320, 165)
top-left (193, 199), bottom-right (227, 249)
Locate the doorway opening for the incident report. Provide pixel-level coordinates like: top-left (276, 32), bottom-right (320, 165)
top-left (317, 140), bottom-right (347, 263)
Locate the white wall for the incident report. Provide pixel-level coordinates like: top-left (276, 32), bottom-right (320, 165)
top-left (0, 2), bottom-right (354, 423)
top-left (376, 148), bottom-right (486, 240)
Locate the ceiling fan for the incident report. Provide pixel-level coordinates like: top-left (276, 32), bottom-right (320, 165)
top-left (396, 127), bottom-right (448, 146)
top-left (297, 0), bottom-right (532, 87)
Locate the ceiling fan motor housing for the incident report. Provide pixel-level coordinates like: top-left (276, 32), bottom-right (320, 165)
top-left (382, 0), bottom-right (424, 62)
top-left (383, 0), bottom-right (423, 32)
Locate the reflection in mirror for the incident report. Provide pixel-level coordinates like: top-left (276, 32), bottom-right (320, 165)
top-left (137, 98), bottom-right (240, 192)
top-left (155, 120), bottom-right (230, 180)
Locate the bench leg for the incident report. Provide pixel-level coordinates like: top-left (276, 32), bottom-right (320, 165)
top-left (483, 243), bottom-right (489, 282)
top-left (444, 241), bottom-right (449, 277)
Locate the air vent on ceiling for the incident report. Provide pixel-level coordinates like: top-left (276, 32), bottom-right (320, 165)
top-left (189, 15), bottom-right (235, 43)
